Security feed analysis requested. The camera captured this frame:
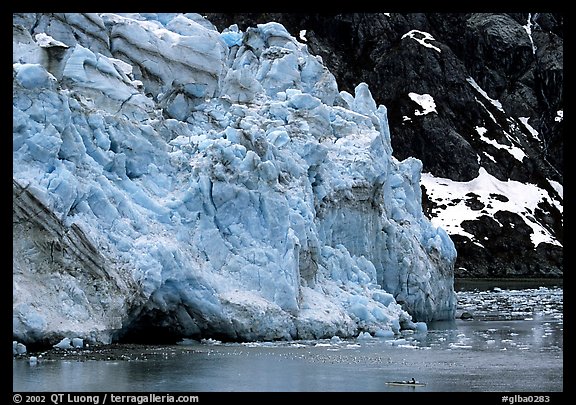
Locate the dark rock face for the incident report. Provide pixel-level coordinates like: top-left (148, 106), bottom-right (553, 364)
top-left (206, 13), bottom-right (563, 278)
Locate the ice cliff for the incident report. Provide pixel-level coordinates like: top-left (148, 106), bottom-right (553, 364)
top-left (13, 13), bottom-right (457, 345)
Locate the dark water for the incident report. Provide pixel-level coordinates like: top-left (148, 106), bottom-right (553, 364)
top-left (13, 280), bottom-right (563, 392)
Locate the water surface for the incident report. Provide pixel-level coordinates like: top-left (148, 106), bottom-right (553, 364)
top-left (13, 281), bottom-right (563, 392)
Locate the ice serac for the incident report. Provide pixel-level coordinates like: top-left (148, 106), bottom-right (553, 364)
top-left (13, 13), bottom-right (456, 345)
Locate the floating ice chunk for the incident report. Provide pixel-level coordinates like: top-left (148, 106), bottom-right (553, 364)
top-left (414, 322), bottom-right (428, 333)
top-left (375, 329), bottom-right (395, 339)
top-left (392, 338), bottom-right (408, 346)
top-left (201, 338), bottom-right (222, 345)
top-left (290, 343), bottom-right (307, 348)
top-left (330, 335), bottom-right (342, 344)
top-left (176, 338), bottom-right (199, 346)
top-left (13, 341), bottom-right (27, 356)
top-left (398, 344), bottom-right (419, 349)
top-left (53, 337), bottom-right (73, 349)
top-left (449, 343), bottom-right (473, 349)
top-left (72, 337), bottom-right (84, 348)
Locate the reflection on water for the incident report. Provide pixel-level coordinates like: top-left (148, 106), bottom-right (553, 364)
top-left (13, 282), bottom-right (563, 392)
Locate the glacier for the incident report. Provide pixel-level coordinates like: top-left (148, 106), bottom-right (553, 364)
top-left (13, 13), bottom-right (457, 345)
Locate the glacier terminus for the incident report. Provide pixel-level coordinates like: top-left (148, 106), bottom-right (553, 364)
top-left (13, 13), bottom-right (457, 345)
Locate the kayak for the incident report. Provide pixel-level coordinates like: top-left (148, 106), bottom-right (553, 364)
top-left (386, 381), bottom-right (426, 387)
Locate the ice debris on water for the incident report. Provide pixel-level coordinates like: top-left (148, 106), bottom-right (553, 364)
top-left (13, 341), bottom-right (27, 356)
top-left (53, 337), bottom-right (84, 350)
top-left (53, 338), bottom-right (73, 349)
top-left (72, 338), bottom-right (84, 348)
top-left (357, 331), bottom-right (374, 340)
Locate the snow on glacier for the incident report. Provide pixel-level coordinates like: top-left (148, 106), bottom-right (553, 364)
top-left (13, 13), bottom-right (457, 344)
